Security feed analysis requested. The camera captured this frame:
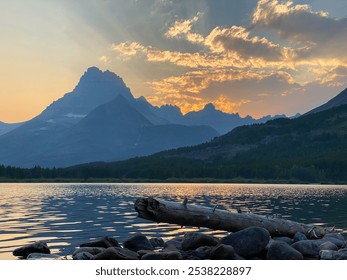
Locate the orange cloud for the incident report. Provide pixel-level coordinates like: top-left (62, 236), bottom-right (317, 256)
top-left (109, 3), bottom-right (347, 115)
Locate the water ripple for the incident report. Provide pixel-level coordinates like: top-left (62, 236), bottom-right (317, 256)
top-left (0, 183), bottom-right (347, 259)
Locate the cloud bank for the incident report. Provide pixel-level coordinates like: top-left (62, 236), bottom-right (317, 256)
top-left (109, 0), bottom-right (347, 115)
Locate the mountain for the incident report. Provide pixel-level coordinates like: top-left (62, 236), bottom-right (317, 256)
top-left (305, 88), bottom-right (347, 115)
top-left (146, 101), bottom-right (287, 135)
top-left (0, 121), bottom-right (23, 136)
top-left (179, 103), bottom-right (285, 135)
top-left (68, 103), bottom-right (347, 183)
top-left (0, 67), bottom-right (218, 167)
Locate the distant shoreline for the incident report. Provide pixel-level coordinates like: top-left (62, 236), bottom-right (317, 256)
top-left (0, 177), bottom-right (345, 185)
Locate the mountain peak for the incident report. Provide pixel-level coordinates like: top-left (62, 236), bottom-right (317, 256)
top-left (39, 67), bottom-right (134, 119)
top-left (85, 66), bottom-right (102, 74)
top-left (203, 103), bottom-right (216, 111)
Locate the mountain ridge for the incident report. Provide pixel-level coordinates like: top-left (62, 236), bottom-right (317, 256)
top-left (63, 101), bottom-right (347, 183)
top-left (0, 68), bottom-right (219, 167)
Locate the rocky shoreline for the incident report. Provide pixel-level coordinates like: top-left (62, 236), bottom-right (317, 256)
top-left (12, 226), bottom-right (347, 260)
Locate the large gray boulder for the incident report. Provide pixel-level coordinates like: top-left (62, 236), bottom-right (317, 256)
top-left (291, 240), bottom-right (320, 259)
top-left (267, 241), bottom-right (303, 260)
top-left (181, 232), bottom-right (218, 251)
top-left (221, 227), bottom-right (270, 258)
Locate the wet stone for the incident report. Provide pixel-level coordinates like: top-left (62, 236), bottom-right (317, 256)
top-left (221, 227), bottom-right (270, 258)
top-left (324, 233), bottom-right (346, 241)
top-left (73, 252), bottom-right (94, 260)
top-left (92, 247), bottom-right (139, 260)
top-left (72, 247), bottom-right (105, 258)
top-left (319, 241), bottom-right (338, 251)
top-left (123, 234), bottom-right (154, 252)
top-left (267, 241), bottom-right (303, 260)
top-left (181, 232), bottom-right (218, 251)
top-left (210, 244), bottom-right (235, 260)
top-left (319, 250), bottom-right (347, 260)
top-left (149, 237), bottom-right (165, 248)
top-left (194, 246), bottom-right (213, 259)
top-left (321, 237), bottom-right (345, 248)
top-left (273, 237), bottom-right (293, 245)
top-left (293, 232), bottom-right (307, 243)
top-left (13, 241), bottom-right (51, 259)
top-left (291, 240), bottom-right (320, 259)
top-left (80, 237), bottom-right (120, 248)
top-left (163, 238), bottom-right (182, 251)
top-left (27, 253), bottom-right (62, 260)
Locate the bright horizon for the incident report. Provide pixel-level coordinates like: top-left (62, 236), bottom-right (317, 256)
top-left (1, 0), bottom-right (347, 123)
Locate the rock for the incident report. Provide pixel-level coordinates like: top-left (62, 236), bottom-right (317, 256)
top-left (221, 227), bottom-right (270, 258)
top-left (141, 251), bottom-right (182, 260)
top-left (73, 252), bottom-right (94, 260)
top-left (324, 233), bottom-right (346, 241)
top-left (321, 237), bottom-right (345, 248)
top-left (293, 232), bottom-right (307, 243)
top-left (149, 237), bottom-right (165, 248)
top-left (123, 234), bottom-right (154, 252)
top-left (80, 237), bottom-right (119, 248)
top-left (72, 247), bottom-right (105, 258)
top-left (179, 251), bottom-right (202, 260)
top-left (319, 241), bottom-right (338, 251)
top-left (181, 232), bottom-right (218, 251)
top-left (27, 253), bottom-right (62, 260)
top-left (291, 240), bottom-right (320, 259)
top-left (234, 253), bottom-right (246, 260)
top-left (267, 241), bottom-right (303, 260)
top-left (273, 237), bottom-right (293, 245)
top-left (164, 238), bottom-right (182, 251)
top-left (339, 248), bottom-right (347, 254)
top-left (194, 246), bottom-right (213, 259)
top-left (319, 250), bottom-right (347, 260)
top-left (210, 244), bottom-right (235, 260)
top-left (13, 241), bottom-right (50, 259)
top-left (137, 250), bottom-right (154, 257)
top-left (92, 247), bottom-right (139, 260)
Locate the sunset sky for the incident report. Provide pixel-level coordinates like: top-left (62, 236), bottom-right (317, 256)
top-left (1, 0), bottom-right (347, 123)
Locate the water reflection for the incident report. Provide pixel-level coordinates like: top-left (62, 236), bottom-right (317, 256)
top-left (0, 183), bottom-right (347, 259)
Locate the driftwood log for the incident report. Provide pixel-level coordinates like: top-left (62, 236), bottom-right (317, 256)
top-left (135, 197), bottom-right (335, 238)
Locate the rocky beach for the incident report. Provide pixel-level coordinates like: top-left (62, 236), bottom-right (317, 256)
top-left (12, 227), bottom-right (347, 260)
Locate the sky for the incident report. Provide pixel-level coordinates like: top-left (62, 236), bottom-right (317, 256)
top-left (1, 0), bottom-right (347, 123)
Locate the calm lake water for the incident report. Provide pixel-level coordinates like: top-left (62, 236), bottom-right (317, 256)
top-left (0, 183), bottom-right (347, 260)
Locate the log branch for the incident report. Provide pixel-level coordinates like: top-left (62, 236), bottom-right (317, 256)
top-left (135, 197), bottom-right (334, 238)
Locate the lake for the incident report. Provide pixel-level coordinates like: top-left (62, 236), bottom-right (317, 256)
top-left (0, 183), bottom-right (347, 260)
